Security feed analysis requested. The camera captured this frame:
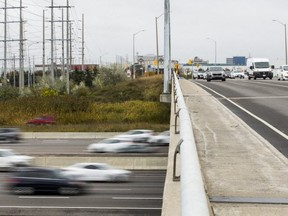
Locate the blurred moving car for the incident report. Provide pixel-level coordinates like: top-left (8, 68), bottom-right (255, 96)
top-left (276, 65), bottom-right (288, 80)
top-left (87, 138), bottom-right (133, 153)
top-left (114, 129), bottom-right (154, 143)
top-left (225, 71), bottom-right (235, 79)
top-left (114, 143), bottom-right (159, 153)
top-left (62, 163), bottom-right (132, 182)
top-left (232, 70), bottom-right (245, 79)
top-left (148, 130), bottom-right (170, 146)
top-left (26, 116), bottom-right (55, 125)
top-left (87, 138), bottom-right (158, 153)
top-left (5, 167), bottom-right (86, 195)
top-left (0, 149), bottom-right (33, 171)
top-left (0, 128), bottom-right (22, 143)
top-left (197, 72), bottom-right (206, 79)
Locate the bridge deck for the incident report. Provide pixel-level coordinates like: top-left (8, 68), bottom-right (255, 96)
top-left (163, 79), bottom-right (288, 216)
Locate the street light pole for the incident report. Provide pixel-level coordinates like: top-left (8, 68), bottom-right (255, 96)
top-left (207, 37), bottom-right (217, 65)
top-left (272, 19), bottom-right (288, 65)
top-left (155, 14), bottom-right (163, 75)
top-left (133, 30), bottom-right (144, 79)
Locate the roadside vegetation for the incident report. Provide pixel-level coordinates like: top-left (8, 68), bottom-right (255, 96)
top-left (0, 66), bottom-right (170, 132)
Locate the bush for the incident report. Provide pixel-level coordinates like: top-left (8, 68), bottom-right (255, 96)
top-left (0, 85), bottom-right (20, 101)
top-left (0, 76), bottom-right (170, 131)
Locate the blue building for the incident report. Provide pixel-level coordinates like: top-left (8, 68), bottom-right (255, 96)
top-left (233, 56), bottom-right (246, 66)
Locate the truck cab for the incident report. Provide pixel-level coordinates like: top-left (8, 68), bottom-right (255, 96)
top-left (246, 58), bottom-right (273, 80)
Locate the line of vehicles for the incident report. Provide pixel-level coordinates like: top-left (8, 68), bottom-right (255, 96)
top-left (192, 58), bottom-right (288, 81)
top-left (0, 129), bottom-right (170, 196)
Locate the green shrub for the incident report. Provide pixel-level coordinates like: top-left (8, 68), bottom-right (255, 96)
top-left (0, 85), bottom-right (19, 101)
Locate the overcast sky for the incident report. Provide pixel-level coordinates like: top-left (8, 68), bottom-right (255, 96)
top-left (1, 0), bottom-right (288, 68)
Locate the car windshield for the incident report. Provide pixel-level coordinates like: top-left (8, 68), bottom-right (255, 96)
top-left (254, 62), bottom-right (269, 68)
top-left (101, 139), bottom-right (121, 144)
top-left (209, 67), bottom-right (223, 71)
top-left (283, 66), bottom-right (288, 71)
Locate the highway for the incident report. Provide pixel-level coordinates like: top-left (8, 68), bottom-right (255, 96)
top-left (0, 170), bottom-right (165, 216)
top-left (193, 78), bottom-right (288, 157)
top-left (0, 139), bottom-right (168, 156)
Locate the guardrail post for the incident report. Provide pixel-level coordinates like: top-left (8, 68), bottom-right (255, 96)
top-left (174, 109), bottom-right (180, 134)
top-left (173, 139), bottom-right (183, 182)
top-left (174, 96), bottom-right (178, 114)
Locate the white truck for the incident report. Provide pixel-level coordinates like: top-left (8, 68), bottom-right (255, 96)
top-left (275, 65), bottom-right (288, 80)
top-left (246, 58), bottom-right (274, 80)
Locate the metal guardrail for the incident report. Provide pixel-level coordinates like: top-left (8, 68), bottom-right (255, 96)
top-left (172, 74), bottom-right (210, 216)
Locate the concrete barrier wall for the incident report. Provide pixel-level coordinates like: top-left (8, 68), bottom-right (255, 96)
top-left (23, 132), bottom-right (121, 139)
top-left (32, 156), bottom-right (168, 170)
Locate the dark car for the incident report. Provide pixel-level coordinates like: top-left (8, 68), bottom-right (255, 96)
top-left (26, 116), bottom-right (55, 125)
top-left (5, 167), bottom-right (86, 195)
top-left (0, 128), bottom-right (22, 143)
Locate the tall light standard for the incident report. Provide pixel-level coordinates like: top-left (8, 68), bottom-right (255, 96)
top-left (272, 19), bottom-right (287, 64)
top-left (133, 30), bottom-right (144, 79)
top-left (207, 37), bottom-right (217, 65)
top-left (155, 14), bottom-right (163, 75)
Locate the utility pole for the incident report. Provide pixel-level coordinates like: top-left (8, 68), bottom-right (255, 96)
top-left (66, 0), bottom-right (70, 94)
top-left (19, 0), bottom-right (25, 90)
top-left (42, 10), bottom-right (46, 78)
top-left (81, 13), bottom-right (85, 71)
top-left (4, 0), bottom-right (7, 84)
top-left (61, 8), bottom-right (65, 77)
top-left (0, 0), bottom-right (26, 88)
top-left (48, 0), bottom-right (72, 87)
top-left (50, 0), bottom-right (54, 84)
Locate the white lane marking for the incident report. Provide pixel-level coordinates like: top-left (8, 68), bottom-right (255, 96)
top-left (92, 189), bottom-right (131, 191)
top-left (42, 140), bottom-right (68, 144)
top-left (226, 96), bottom-right (288, 100)
top-left (246, 81), bottom-right (288, 88)
top-left (19, 196), bottom-right (70, 199)
top-left (196, 82), bottom-right (288, 140)
top-left (0, 206), bottom-right (161, 210)
top-left (113, 197), bottom-right (162, 200)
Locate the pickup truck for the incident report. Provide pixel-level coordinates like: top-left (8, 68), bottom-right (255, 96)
top-left (275, 65), bottom-right (288, 80)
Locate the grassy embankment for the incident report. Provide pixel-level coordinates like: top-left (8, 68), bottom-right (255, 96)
top-left (0, 76), bottom-right (170, 132)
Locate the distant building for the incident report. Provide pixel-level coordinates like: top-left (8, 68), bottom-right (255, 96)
top-left (137, 54), bottom-right (164, 73)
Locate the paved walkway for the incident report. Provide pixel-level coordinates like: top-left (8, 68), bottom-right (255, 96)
top-left (163, 79), bottom-right (288, 216)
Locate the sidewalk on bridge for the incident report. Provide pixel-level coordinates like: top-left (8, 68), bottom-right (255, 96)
top-left (178, 79), bottom-right (288, 215)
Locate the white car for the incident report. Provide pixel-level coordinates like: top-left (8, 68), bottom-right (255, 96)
top-left (87, 138), bottom-right (133, 153)
top-left (62, 163), bottom-right (132, 182)
top-left (148, 130), bottom-right (170, 146)
top-left (276, 65), bottom-right (288, 80)
top-left (114, 129), bottom-right (154, 143)
top-left (0, 149), bottom-right (33, 171)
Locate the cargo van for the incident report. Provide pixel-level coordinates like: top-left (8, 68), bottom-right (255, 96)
top-left (246, 58), bottom-right (274, 80)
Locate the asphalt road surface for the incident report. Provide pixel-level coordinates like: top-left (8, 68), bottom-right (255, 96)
top-left (0, 138), bottom-right (168, 156)
top-left (0, 170), bottom-right (165, 216)
top-left (193, 78), bottom-right (288, 157)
